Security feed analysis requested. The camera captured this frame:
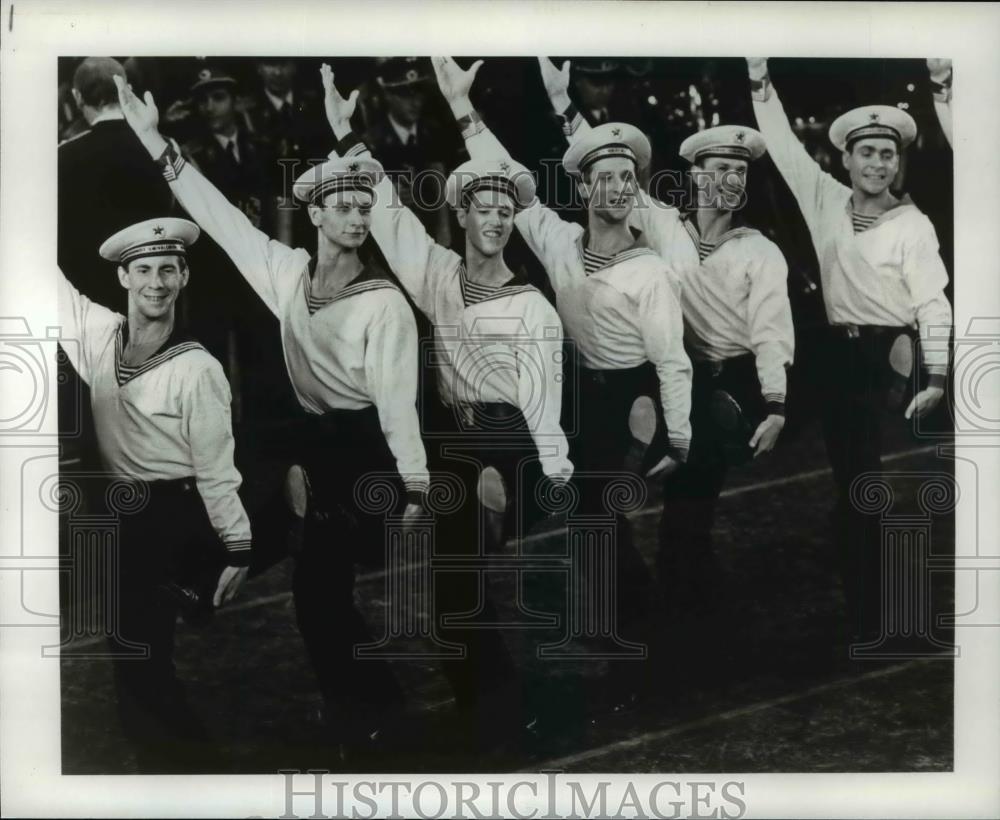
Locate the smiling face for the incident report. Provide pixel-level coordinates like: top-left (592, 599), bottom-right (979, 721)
top-left (695, 156), bottom-right (749, 211)
top-left (308, 188), bottom-right (373, 249)
top-left (196, 86), bottom-right (237, 134)
top-left (118, 255), bottom-right (189, 320)
top-left (457, 188), bottom-right (515, 258)
top-left (842, 137), bottom-right (899, 197)
top-left (580, 156), bottom-right (638, 224)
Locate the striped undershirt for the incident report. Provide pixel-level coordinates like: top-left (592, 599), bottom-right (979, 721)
top-left (852, 211), bottom-right (878, 234)
top-left (460, 266), bottom-right (504, 305)
top-left (305, 277), bottom-right (337, 315)
top-left (583, 247), bottom-right (615, 275)
top-left (698, 239), bottom-right (717, 262)
top-left (117, 361), bottom-right (140, 381)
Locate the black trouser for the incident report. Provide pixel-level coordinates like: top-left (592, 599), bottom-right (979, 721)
top-left (572, 364), bottom-right (663, 662)
top-left (659, 354), bottom-right (766, 616)
top-left (108, 477), bottom-right (225, 773)
top-left (425, 402), bottom-right (530, 715)
top-left (290, 408), bottom-right (405, 737)
top-left (819, 325), bottom-right (916, 639)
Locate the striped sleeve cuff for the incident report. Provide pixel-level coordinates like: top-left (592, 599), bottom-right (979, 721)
top-left (927, 371), bottom-right (948, 390)
top-left (155, 141), bottom-right (187, 181)
top-left (667, 438), bottom-right (691, 463)
top-left (559, 103), bottom-right (585, 137)
top-left (223, 539), bottom-right (252, 568)
top-left (763, 394), bottom-right (786, 417)
top-left (334, 131), bottom-right (369, 158)
top-left (750, 75), bottom-right (773, 103)
top-left (456, 110), bottom-right (486, 141)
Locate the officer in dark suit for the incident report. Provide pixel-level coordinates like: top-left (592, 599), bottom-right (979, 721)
top-left (363, 57), bottom-right (460, 245)
top-left (241, 58), bottom-right (328, 249)
top-left (58, 57), bottom-right (176, 308)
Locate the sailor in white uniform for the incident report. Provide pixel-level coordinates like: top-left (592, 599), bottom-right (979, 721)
top-left (115, 75), bottom-right (429, 751)
top-left (430, 57), bottom-right (693, 705)
top-left (57, 217), bottom-right (251, 772)
top-left (319, 65), bottom-right (572, 739)
top-left (745, 58), bottom-right (953, 641)
top-left (537, 59), bottom-right (796, 615)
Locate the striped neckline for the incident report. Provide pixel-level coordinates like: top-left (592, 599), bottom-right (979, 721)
top-left (681, 216), bottom-right (759, 261)
top-left (851, 211), bottom-right (879, 234)
top-left (303, 258), bottom-right (398, 315)
top-left (114, 321), bottom-right (203, 387)
top-left (458, 264), bottom-right (536, 306)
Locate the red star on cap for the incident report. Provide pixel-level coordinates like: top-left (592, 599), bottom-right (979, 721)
top-left (735, 131), bottom-right (746, 143)
top-left (612, 127), bottom-right (622, 137)
top-left (499, 161), bottom-right (510, 173)
top-left (869, 112), bottom-right (880, 122)
top-left (153, 225), bottom-right (165, 237)
top-left (348, 162), bottom-right (359, 173)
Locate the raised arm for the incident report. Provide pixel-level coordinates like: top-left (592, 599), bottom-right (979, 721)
top-left (537, 58), bottom-right (695, 281)
top-left (518, 299), bottom-right (573, 483)
top-left (365, 294), bottom-right (431, 503)
top-left (745, 58), bottom-right (849, 232)
top-left (432, 56), bottom-right (581, 286)
top-left (56, 266), bottom-right (120, 385)
top-left (745, 241), bottom-right (795, 456)
top-left (927, 58), bottom-right (953, 149)
top-left (113, 76), bottom-right (302, 316)
top-left (319, 65), bottom-right (454, 319)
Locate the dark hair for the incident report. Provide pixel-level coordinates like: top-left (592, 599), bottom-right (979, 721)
top-left (72, 57), bottom-right (126, 109)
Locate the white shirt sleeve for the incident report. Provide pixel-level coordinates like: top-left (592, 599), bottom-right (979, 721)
top-left (752, 84), bottom-right (850, 235)
top-left (168, 153), bottom-right (303, 316)
top-left (903, 216), bottom-right (952, 374)
top-left (513, 200), bottom-right (581, 294)
top-left (519, 298), bottom-right (573, 482)
top-left (637, 272), bottom-right (693, 456)
top-left (746, 241), bottom-right (795, 405)
top-left (365, 294), bottom-right (430, 495)
top-left (57, 267), bottom-right (120, 385)
top-left (183, 358), bottom-right (252, 563)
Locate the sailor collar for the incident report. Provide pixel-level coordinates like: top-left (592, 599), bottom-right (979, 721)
top-left (303, 252), bottom-right (399, 314)
top-left (578, 226), bottom-right (659, 274)
top-left (680, 213), bottom-right (760, 259)
top-left (458, 262), bottom-right (538, 307)
top-left (845, 193), bottom-right (919, 231)
top-left (114, 319), bottom-right (203, 387)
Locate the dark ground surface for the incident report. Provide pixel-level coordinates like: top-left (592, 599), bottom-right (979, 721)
top-left (59, 414), bottom-right (955, 774)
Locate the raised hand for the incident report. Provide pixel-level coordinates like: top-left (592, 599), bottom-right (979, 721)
top-left (112, 75), bottom-right (166, 156)
top-left (320, 63), bottom-right (359, 140)
top-left (926, 58), bottom-right (952, 84)
top-left (431, 56), bottom-right (483, 113)
top-left (746, 57), bottom-right (769, 81)
top-left (538, 57), bottom-right (572, 110)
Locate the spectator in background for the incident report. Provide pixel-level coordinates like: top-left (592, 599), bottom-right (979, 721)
top-left (571, 58), bottom-right (620, 125)
top-left (361, 57), bottom-right (459, 246)
top-left (58, 57), bottom-right (176, 307)
top-left (241, 57), bottom-right (328, 248)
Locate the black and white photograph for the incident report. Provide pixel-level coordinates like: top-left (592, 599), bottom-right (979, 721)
top-left (1, 2), bottom-right (998, 818)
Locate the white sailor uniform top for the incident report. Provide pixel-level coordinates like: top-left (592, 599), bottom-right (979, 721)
top-left (156, 151), bottom-right (430, 494)
top-left (663, 218), bottom-right (794, 410)
top-left (57, 270), bottom-right (252, 562)
top-left (751, 84), bottom-right (953, 375)
top-left (462, 125), bottom-right (693, 456)
top-left (331, 137), bottom-right (573, 482)
top-left (561, 116), bottom-right (794, 409)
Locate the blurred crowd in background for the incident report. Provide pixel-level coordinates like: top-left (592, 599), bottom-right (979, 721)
top-left (57, 55), bottom-right (954, 437)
